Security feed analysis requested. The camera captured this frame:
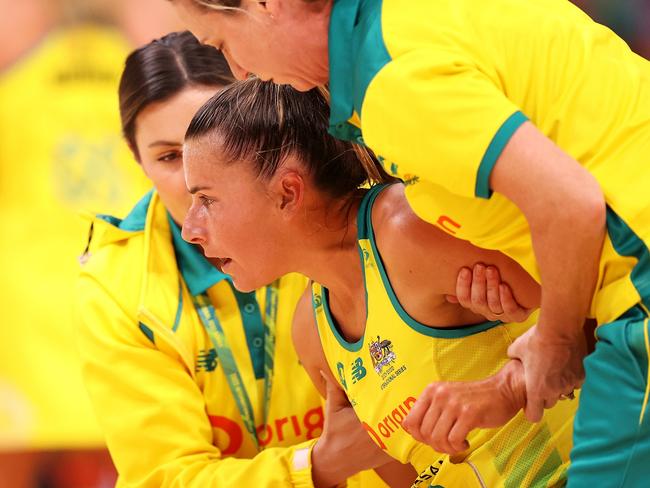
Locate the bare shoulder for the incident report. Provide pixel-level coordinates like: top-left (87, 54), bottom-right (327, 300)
top-left (372, 183), bottom-right (451, 269)
top-left (291, 284), bottom-right (328, 397)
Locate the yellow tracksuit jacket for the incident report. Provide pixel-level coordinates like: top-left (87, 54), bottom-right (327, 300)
top-left (76, 191), bottom-right (386, 487)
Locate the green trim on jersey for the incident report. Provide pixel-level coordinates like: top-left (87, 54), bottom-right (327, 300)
top-left (328, 0), bottom-right (391, 141)
top-left (606, 207), bottom-right (650, 310)
top-left (475, 111), bottom-right (528, 198)
top-left (506, 424), bottom-right (562, 488)
top-left (321, 287), bottom-right (364, 352)
top-left (360, 184), bottom-right (502, 338)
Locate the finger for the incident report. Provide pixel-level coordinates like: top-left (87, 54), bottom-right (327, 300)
top-left (455, 267), bottom-right (473, 310)
top-left (507, 339), bottom-right (521, 360)
top-left (429, 407), bottom-right (459, 454)
top-left (524, 395), bottom-right (545, 423)
top-left (485, 266), bottom-right (504, 314)
top-left (470, 263), bottom-right (488, 311)
top-left (445, 294), bottom-right (459, 304)
top-left (418, 402), bottom-right (442, 443)
top-left (403, 395), bottom-right (431, 441)
top-left (447, 415), bottom-right (472, 454)
top-left (544, 396), bottom-right (558, 409)
top-left (500, 284), bottom-right (529, 322)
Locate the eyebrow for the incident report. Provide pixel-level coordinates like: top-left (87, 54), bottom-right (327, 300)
top-left (148, 140), bottom-right (181, 148)
top-left (188, 185), bottom-right (212, 195)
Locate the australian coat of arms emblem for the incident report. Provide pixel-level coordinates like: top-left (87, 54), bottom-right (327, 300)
top-left (369, 335), bottom-right (396, 374)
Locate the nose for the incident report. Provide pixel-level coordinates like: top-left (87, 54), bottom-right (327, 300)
top-left (181, 209), bottom-right (206, 245)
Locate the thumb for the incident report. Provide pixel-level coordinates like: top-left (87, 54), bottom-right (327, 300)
top-left (445, 294), bottom-right (459, 304)
top-left (321, 371), bottom-right (350, 412)
top-left (507, 340), bottom-right (520, 360)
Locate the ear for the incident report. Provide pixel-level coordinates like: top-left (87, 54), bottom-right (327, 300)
top-left (272, 167), bottom-right (305, 218)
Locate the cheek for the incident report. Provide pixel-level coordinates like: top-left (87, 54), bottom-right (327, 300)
top-left (155, 168), bottom-right (191, 214)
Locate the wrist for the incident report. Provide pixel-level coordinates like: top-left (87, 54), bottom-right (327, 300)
top-left (536, 314), bottom-right (585, 342)
top-left (495, 360), bottom-right (527, 410)
top-left (311, 438), bottom-right (346, 488)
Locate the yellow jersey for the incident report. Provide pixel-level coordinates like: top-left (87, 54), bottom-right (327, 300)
top-left (327, 0), bottom-right (650, 325)
top-left (77, 191), bottom-right (386, 487)
top-left (313, 185), bottom-right (576, 487)
top-left (0, 24), bottom-right (150, 450)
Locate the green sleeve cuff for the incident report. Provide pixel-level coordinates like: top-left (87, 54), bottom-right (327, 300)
top-left (475, 111), bottom-right (528, 198)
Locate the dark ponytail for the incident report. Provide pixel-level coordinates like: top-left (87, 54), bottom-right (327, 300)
top-left (185, 78), bottom-right (396, 197)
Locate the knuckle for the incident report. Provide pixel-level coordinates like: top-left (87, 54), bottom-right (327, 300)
top-left (435, 384), bottom-right (452, 401)
top-left (473, 295), bottom-right (487, 306)
top-left (460, 403), bottom-right (474, 416)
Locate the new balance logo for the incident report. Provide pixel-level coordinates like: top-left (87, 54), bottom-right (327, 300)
top-left (197, 348), bottom-right (218, 372)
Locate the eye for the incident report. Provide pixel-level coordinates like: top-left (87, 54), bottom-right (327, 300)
top-left (200, 195), bottom-right (215, 207)
top-left (157, 150), bottom-right (182, 162)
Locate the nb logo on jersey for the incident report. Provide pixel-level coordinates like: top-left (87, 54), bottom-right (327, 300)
top-left (197, 348), bottom-right (218, 372)
top-left (351, 357), bottom-right (367, 384)
top-left (336, 362), bottom-right (348, 390)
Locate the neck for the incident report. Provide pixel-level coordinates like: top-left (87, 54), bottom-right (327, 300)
top-left (286, 0), bottom-right (332, 86)
top-left (291, 193), bottom-right (364, 304)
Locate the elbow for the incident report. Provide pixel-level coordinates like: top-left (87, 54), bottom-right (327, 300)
top-left (536, 177), bottom-right (606, 235)
top-left (579, 180), bottom-right (606, 230)
top-left (560, 179), bottom-right (606, 234)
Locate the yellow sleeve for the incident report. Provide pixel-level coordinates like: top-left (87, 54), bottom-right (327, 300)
top-left (75, 274), bottom-right (318, 488)
top-left (361, 49), bottom-right (527, 199)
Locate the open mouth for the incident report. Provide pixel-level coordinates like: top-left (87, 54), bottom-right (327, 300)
top-left (214, 257), bottom-right (232, 273)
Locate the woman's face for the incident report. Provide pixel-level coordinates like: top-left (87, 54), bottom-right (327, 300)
top-left (171, 0), bottom-right (330, 90)
top-left (182, 138), bottom-right (291, 292)
top-left (133, 86), bottom-right (219, 224)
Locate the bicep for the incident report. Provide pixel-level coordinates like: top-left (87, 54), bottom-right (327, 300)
top-left (490, 121), bottom-right (604, 220)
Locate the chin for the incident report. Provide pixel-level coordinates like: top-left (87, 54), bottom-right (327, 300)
top-left (228, 274), bottom-right (261, 294)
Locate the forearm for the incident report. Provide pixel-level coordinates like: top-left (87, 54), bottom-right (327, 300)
top-left (530, 197), bottom-right (605, 338)
top-left (313, 438), bottom-right (414, 488)
top-left (492, 121), bottom-right (606, 339)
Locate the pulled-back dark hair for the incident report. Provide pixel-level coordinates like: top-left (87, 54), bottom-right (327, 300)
top-left (185, 79), bottom-right (396, 198)
top-left (118, 31), bottom-right (234, 159)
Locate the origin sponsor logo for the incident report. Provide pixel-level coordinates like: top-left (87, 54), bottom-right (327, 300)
top-left (362, 396), bottom-right (416, 450)
top-left (209, 406), bottom-right (324, 454)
